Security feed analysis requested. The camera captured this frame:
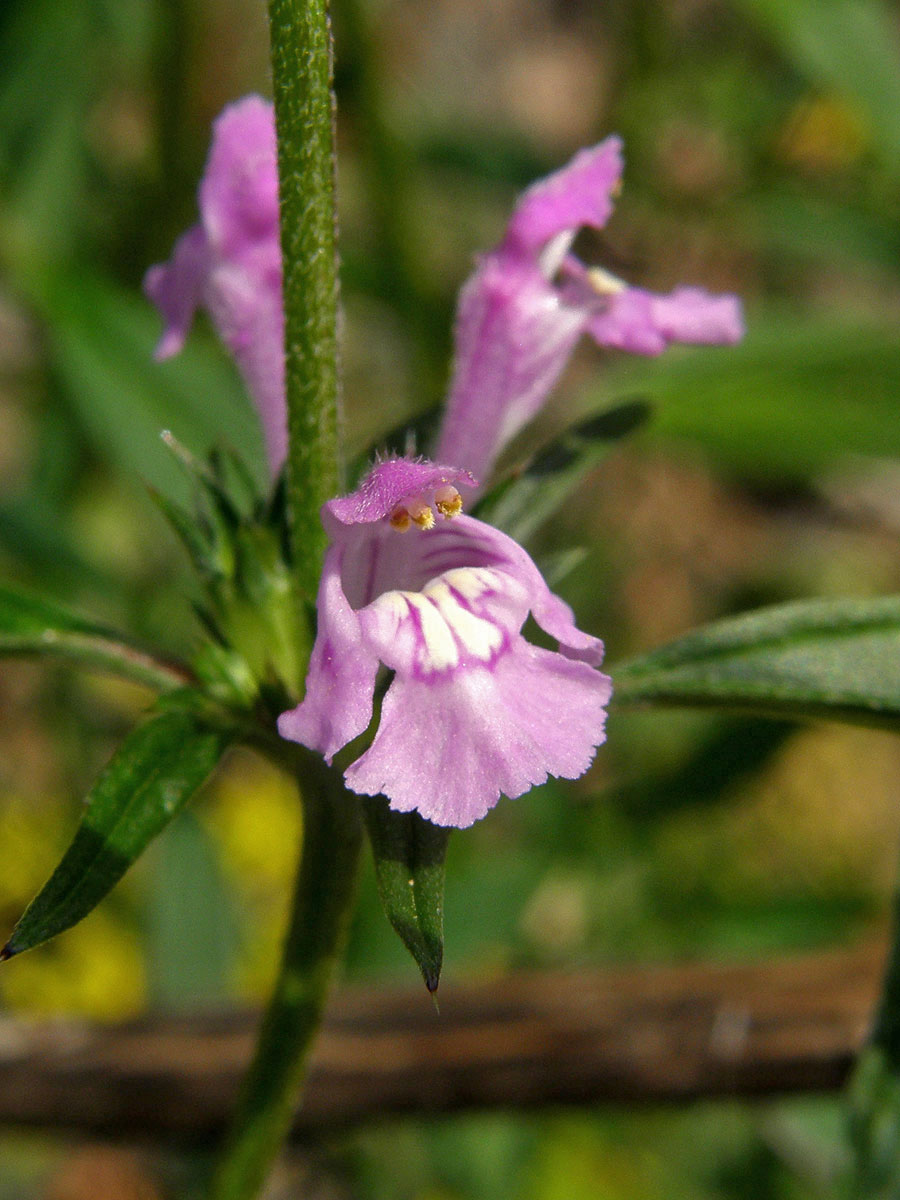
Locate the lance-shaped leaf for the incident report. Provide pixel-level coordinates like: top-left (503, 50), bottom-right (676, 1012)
top-left (476, 398), bottom-right (651, 543)
top-left (613, 596), bottom-right (900, 728)
top-left (363, 797), bottom-right (450, 993)
top-left (0, 585), bottom-right (190, 692)
top-left (1, 707), bottom-right (234, 960)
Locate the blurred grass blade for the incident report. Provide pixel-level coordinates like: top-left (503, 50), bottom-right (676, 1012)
top-left (1, 707), bottom-right (234, 959)
top-left (845, 1047), bottom-right (900, 1196)
top-left (42, 273), bottom-right (265, 501)
top-left (732, 0), bottom-right (900, 175)
top-left (0, 0), bottom-right (93, 271)
top-left (0, 584), bottom-right (189, 691)
top-left (477, 398), bottom-right (651, 543)
top-left (0, 496), bottom-right (117, 593)
top-left (587, 317), bottom-right (900, 481)
top-left (535, 546), bottom-right (589, 589)
top-left (613, 596), bottom-right (900, 727)
top-left (363, 797), bottom-right (450, 993)
top-left (146, 810), bottom-right (240, 1010)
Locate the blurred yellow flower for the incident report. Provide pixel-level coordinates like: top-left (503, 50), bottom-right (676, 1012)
top-left (779, 93), bottom-right (869, 172)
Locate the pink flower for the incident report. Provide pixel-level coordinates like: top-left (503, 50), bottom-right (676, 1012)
top-left (435, 138), bottom-right (744, 483)
top-left (276, 458), bottom-right (611, 827)
top-left (146, 106), bottom-right (742, 490)
top-left (144, 96), bottom-right (287, 473)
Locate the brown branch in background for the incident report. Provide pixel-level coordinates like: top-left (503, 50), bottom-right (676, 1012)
top-left (0, 945), bottom-right (882, 1143)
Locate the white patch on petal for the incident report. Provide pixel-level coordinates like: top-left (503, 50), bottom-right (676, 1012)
top-left (423, 579), bottom-right (503, 663)
top-left (365, 565), bottom-right (514, 675)
top-left (404, 593), bottom-right (460, 671)
top-left (439, 566), bottom-right (497, 602)
top-left (377, 591), bottom-right (412, 627)
top-left (539, 229), bottom-right (575, 279)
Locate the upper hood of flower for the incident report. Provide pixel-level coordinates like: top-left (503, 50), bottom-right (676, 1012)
top-left (324, 458), bottom-right (476, 527)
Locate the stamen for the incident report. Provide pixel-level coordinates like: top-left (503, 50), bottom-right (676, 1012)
top-left (389, 506), bottom-right (412, 532)
top-left (389, 486), bottom-right (463, 532)
top-left (434, 485), bottom-right (463, 519)
top-left (586, 266), bottom-right (626, 296)
top-left (407, 496), bottom-right (435, 530)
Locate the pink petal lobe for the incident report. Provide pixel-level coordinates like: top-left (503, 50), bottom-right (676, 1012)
top-left (277, 491), bottom-right (612, 828)
top-left (276, 545), bottom-right (379, 762)
top-left (588, 286), bottom-right (744, 356)
top-left (503, 137), bottom-right (624, 257)
top-left (143, 225), bottom-right (210, 360)
top-left (345, 643), bottom-right (611, 828)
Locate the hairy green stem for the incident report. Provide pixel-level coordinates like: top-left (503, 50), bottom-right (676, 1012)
top-left (268, 0), bottom-right (341, 597)
top-left (208, 10), bottom-right (354, 1192)
top-left (209, 752), bottom-right (362, 1200)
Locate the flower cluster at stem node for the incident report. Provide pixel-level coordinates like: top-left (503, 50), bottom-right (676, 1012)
top-left (145, 95), bottom-right (745, 828)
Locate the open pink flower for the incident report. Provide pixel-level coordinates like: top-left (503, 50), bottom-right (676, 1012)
top-left (144, 96), bottom-right (287, 473)
top-left (435, 138), bottom-right (744, 483)
top-left (277, 458), bottom-right (612, 828)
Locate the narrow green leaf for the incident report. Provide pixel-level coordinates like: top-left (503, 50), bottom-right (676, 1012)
top-left (363, 797), bottom-right (450, 992)
top-left (476, 398), bottom-right (651, 542)
top-left (613, 596), bottom-right (900, 728)
top-left (0, 584), bottom-right (190, 691)
top-left (149, 488), bottom-right (214, 580)
top-left (1, 708), bottom-right (233, 959)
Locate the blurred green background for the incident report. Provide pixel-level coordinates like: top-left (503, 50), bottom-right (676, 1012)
top-left (2, 0), bottom-right (900, 1195)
